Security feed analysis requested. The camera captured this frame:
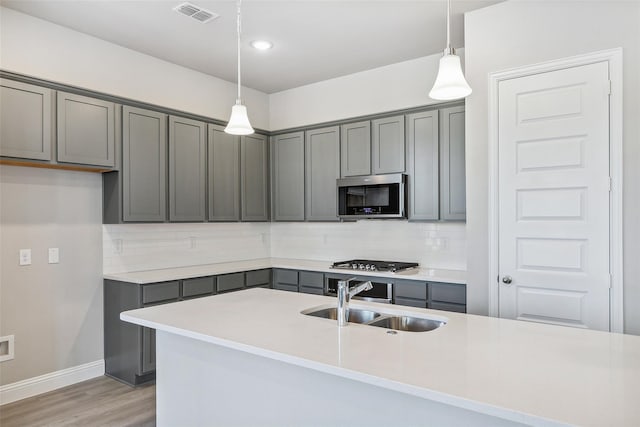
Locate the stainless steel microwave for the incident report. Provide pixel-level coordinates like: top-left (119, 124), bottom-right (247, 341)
top-left (337, 173), bottom-right (406, 219)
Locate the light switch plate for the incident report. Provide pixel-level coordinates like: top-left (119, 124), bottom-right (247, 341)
top-left (48, 248), bottom-right (59, 264)
top-left (19, 249), bottom-right (31, 266)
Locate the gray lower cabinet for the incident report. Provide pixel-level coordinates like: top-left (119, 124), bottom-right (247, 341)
top-left (394, 279), bottom-right (428, 308)
top-left (104, 279), bottom-right (180, 385)
top-left (429, 282), bottom-right (466, 313)
top-left (208, 124), bottom-right (240, 221)
top-left (406, 110), bottom-right (439, 220)
top-left (272, 132), bottom-right (305, 221)
top-left (104, 269), bottom-right (271, 386)
top-left (299, 271), bottom-right (325, 295)
top-left (273, 269), bottom-right (299, 292)
top-left (305, 126), bottom-right (340, 221)
top-left (0, 78), bottom-right (54, 161)
top-left (241, 133), bottom-right (270, 221)
top-left (372, 115), bottom-right (405, 175)
top-left (57, 91), bottom-right (116, 167)
top-left (439, 106), bottom-right (466, 221)
top-left (340, 121), bottom-right (371, 177)
top-left (168, 116), bottom-right (206, 222)
top-left (121, 106), bottom-right (168, 222)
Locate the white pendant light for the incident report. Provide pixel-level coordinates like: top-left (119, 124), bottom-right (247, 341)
top-left (429, 0), bottom-right (472, 101)
top-left (225, 0), bottom-right (254, 135)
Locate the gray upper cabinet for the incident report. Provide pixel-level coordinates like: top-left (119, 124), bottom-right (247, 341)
top-left (57, 91), bottom-right (116, 167)
top-left (439, 106), bottom-right (466, 221)
top-left (0, 79), bottom-right (54, 161)
top-left (272, 132), bottom-right (305, 221)
top-left (372, 115), bottom-right (405, 175)
top-left (241, 133), bottom-right (269, 221)
top-left (305, 126), bottom-right (340, 221)
top-left (208, 124), bottom-right (240, 222)
top-left (406, 110), bottom-right (439, 221)
top-left (122, 106), bottom-right (168, 222)
top-left (169, 116), bottom-right (206, 222)
top-left (340, 121), bottom-right (371, 177)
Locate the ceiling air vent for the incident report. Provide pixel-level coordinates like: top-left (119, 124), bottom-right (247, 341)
top-left (173, 2), bottom-right (219, 24)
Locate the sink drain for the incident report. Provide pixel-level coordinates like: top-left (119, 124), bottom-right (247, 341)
top-left (386, 330), bottom-right (398, 335)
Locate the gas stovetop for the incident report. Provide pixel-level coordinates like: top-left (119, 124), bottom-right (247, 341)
top-left (330, 259), bottom-right (419, 273)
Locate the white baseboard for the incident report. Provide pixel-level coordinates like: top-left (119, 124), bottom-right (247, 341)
top-left (0, 359), bottom-right (105, 405)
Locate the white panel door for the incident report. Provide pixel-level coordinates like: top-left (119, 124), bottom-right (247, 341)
top-left (498, 61), bottom-right (610, 331)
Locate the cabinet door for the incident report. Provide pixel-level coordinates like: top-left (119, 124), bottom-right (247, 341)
top-left (122, 106), bottom-right (167, 222)
top-left (169, 116), bottom-right (206, 222)
top-left (0, 79), bottom-right (54, 161)
top-left (272, 132), bottom-right (305, 221)
top-left (340, 121), bottom-right (371, 177)
top-left (57, 91), bottom-right (116, 167)
top-left (372, 115), bottom-right (405, 174)
top-left (439, 106), bottom-right (466, 221)
top-left (141, 327), bottom-right (156, 374)
top-left (241, 133), bottom-right (269, 221)
top-left (406, 111), bottom-right (439, 220)
top-left (305, 126), bottom-right (340, 221)
top-left (208, 124), bottom-right (240, 221)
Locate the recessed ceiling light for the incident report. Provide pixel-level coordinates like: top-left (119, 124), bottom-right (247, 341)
top-left (250, 40), bottom-right (273, 51)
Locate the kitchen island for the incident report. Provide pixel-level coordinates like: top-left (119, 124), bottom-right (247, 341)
top-left (121, 288), bottom-right (640, 427)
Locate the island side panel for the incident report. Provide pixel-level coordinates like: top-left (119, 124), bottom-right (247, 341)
top-left (154, 331), bottom-right (527, 427)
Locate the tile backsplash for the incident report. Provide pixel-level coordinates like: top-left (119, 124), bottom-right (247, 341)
top-left (103, 221), bottom-right (466, 274)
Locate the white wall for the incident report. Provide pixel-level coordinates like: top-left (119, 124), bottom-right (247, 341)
top-left (0, 166), bottom-right (104, 385)
top-left (464, 0), bottom-right (640, 334)
top-left (0, 7), bottom-right (270, 130)
top-left (269, 52), bottom-right (463, 131)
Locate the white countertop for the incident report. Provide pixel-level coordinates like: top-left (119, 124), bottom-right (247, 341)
top-left (121, 288), bottom-right (640, 427)
top-left (104, 257), bottom-right (466, 285)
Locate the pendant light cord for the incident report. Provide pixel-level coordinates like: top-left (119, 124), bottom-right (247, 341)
top-left (446, 0), bottom-right (451, 49)
top-left (236, 0), bottom-right (242, 103)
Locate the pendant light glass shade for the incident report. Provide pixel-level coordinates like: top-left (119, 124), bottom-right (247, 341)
top-left (428, 0), bottom-right (472, 101)
top-left (429, 49), bottom-right (472, 100)
top-left (225, 102), bottom-right (254, 135)
top-left (225, 0), bottom-right (254, 135)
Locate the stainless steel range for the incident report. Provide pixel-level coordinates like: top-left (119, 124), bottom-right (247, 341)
top-left (331, 259), bottom-right (419, 273)
top-left (327, 259), bottom-right (419, 303)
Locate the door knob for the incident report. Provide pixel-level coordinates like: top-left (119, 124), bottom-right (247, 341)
top-left (502, 276), bottom-right (513, 284)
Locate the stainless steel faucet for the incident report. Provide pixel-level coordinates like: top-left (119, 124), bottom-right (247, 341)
top-left (337, 278), bottom-right (373, 326)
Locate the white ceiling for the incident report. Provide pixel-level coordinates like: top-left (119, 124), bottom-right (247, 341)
top-left (0, 0), bottom-right (502, 94)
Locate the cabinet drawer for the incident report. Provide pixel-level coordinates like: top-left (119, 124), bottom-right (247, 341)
top-left (299, 285), bottom-right (324, 295)
top-left (246, 269), bottom-right (271, 288)
top-left (274, 283), bottom-right (298, 293)
top-left (299, 271), bottom-right (324, 289)
top-left (430, 283), bottom-right (466, 304)
top-left (217, 273), bottom-right (245, 292)
top-left (274, 269), bottom-right (298, 285)
top-left (394, 279), bottom-right (427, 300)
top-left (142, 281), bottom-right (180, 304)
top-left (394, 297), bottom-right (427, 308)
top-left (182, 276), bottom-right (215, 298)
top-left (429, 301), bottom-right (466, 313)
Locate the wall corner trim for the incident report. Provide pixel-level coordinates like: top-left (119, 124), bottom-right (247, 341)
top-left (0, 359), bottom-right (105, 406)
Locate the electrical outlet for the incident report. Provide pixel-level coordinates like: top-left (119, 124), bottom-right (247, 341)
top-left (0, 335), bottom-right (14, 362)
top-left (48, 247), bottom-right (60, 264)
top-left (19, 249), bottom-right (31, 266)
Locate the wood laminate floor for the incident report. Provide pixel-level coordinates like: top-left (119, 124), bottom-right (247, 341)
top-left (0, 376), bottom-right (155, 427)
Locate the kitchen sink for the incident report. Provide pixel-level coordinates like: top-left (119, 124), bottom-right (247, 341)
top-left (301, 305), bottom-right (446, 332)
top-left (301, 307), bottom-right (381, 324)
top-left (368, 316), bottom-right (444, 332)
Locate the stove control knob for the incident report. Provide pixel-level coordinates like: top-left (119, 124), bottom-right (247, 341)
top-left (365, 264), bottom-right (371, 270)
top-left (359, 264), bottom-right (365, 270)
top-left (370, 265), bottom-right (377, 271)
top-left (351, 263), bottom-right (358, 269)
